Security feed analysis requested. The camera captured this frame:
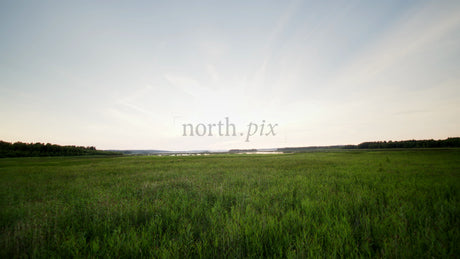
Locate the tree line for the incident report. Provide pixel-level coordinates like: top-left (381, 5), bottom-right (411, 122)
top-left (345, 137), bottom-right (460, 149)
top-left (0, 141), bottom-right (122, 158)
top-left (277, 137), bottom-right (460, 153)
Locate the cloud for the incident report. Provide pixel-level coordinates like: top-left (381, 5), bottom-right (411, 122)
top-left (164, 73), bottom-right (206, 98)
top-left (331, 1), bottom-right (460, 92)
top-left (206, 64), bottom-right (220, 82)
top-left (251, 0), bottom-right (302, 90)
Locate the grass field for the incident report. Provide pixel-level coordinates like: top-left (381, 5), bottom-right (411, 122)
top-left (1, 149), bottom-right (459, 258)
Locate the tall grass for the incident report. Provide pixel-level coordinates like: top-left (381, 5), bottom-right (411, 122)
top-left (1, 150), bottom-right (459, 257)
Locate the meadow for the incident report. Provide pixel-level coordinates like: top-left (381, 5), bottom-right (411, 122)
top-left (0, 149), bottom-right (458, 258)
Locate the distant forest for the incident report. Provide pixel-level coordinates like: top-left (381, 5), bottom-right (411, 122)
top-left (2, 137), bottom-right (459, 158)
top-left (278, 137), bottom-right (460, 153)
top-left (346, 137), bottom-right (460, 149)
top-left (0, 141), bottom-right (122, 158)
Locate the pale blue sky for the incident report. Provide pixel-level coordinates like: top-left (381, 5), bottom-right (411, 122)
top-left (1, 0), bottom-right (459, 150)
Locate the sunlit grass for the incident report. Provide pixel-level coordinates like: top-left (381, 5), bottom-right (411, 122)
top-left (1, 150), bottom-right (459, 257)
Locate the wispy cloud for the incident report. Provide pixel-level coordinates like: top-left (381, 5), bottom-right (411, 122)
top-left (164, 73), bottom-right (206, 98)
top-left (331, 1), bottom-right (460, 92)
top-left (1, 1), bottom-right (459, 149)
top-left (251, 0), bottom-right (301, 90)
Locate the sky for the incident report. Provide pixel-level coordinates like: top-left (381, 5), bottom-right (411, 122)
top-left (1, 0), bottom-right (459, 150)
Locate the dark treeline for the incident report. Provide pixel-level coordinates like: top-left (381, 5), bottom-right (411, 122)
top-left (0, 141), bottom-right (122, 158)
top-left (345, 137), bottom-right (460, 149)
top-left (277, 138), bottom-right (460, 153)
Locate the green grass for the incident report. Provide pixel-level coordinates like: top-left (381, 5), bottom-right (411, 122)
top-left (1, 149), bottom-right (459, 258)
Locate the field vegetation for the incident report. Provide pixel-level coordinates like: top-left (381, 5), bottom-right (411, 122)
top-left (1, 149), bottom-right (459, 257)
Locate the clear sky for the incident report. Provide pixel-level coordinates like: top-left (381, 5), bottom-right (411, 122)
top-left (1, 0), bottom-right (459, 150)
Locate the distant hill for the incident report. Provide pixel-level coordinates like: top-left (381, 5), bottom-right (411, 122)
top-left (107, 150), bottom-right (215, 155)
top-left (277, 145), bottom-right (345, 153)
top-left (107, 150), bottom-right (170, 155)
